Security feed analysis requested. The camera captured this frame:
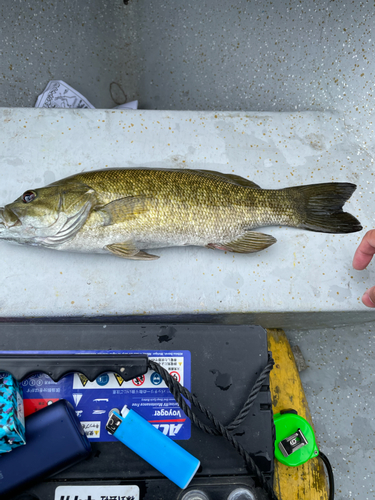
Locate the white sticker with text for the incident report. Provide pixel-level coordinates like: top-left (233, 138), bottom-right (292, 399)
top-left (55, 484), bottom-right (139, 500)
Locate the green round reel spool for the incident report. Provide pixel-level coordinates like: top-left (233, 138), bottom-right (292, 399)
top-left (274, 411), bottom-right (319, 467)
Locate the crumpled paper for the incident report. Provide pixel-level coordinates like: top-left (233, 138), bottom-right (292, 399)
top-left (35, 80), bottom-right (138, 110)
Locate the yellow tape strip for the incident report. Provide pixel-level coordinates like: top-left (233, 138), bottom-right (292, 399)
top-left (267, 329), bottom-right (329, 500)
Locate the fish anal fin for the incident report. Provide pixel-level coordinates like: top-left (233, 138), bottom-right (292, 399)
top-left (206, 232), bottom-right (276, 253)
top-left (198, 170), bottom-right (261, 188)
top-left (98, 196), bottom-right (150, 226)
top-left (105, 242), bottom-right (159, 260)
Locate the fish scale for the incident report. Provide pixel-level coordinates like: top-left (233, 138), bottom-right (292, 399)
top-left (0, 168), bottom-right (362, 260)
top-left (74, 170), bottom-right (282, 234)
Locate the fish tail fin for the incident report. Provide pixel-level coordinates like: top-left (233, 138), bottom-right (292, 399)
top-left (287, 183), bottom-right (362, 233)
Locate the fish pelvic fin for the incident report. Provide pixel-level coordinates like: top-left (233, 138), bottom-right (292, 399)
top-left (287, 183), bottom-right (362, 234)
top-left (206, 231), bottom-right (276, 253)
top-left (105, 242), bottom-right (160, 260)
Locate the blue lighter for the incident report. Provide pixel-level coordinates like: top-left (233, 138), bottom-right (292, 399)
top-left (106, 406), bottom-right (200, 489)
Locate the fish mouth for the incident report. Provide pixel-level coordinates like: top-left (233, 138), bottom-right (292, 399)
top-left (0, 207), bottom-right (22, 231)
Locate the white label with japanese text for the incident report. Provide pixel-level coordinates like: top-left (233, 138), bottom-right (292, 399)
top-left (80, 421), bottom-right (101, 439)
top-left (54, 485), bottom-right (139, 500)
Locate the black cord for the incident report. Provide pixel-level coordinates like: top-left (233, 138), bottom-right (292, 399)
top-left (149, 354), bottom-right (278, 500)
top-left (319, 451), bottom-right (335, 500)
top-left (226, 356), bottom-right (274, 433)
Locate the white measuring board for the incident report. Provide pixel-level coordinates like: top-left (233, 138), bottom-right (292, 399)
top-left (0, 108), bottom-right (374, 328)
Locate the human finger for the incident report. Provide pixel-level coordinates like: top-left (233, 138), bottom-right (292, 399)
top-left (362, 286), bottom-right (375, 308)
top-left (353, 230), bottom-right (375, 270)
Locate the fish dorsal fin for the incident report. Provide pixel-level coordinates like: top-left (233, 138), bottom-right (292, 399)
top-left (97, 196), bottom-right (149, 226)
top-left (206, 231), bottom-right (276, 253)
top-left (197, 170), bottom-right (261, 188)
top-left (105, 242), bottom-right (159, 260)
top-left (224, 174), bottom-right (261, 188)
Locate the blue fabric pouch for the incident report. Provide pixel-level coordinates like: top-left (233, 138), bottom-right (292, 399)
top-left (0, 373), bottom-right (26, 453)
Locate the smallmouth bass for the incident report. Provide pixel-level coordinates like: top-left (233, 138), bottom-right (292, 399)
top-left (0, 168), bottom-right (362, 260)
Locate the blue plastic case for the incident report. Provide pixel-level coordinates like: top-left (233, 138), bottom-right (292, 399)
top-left (0, 399), bottom-right (92, 499)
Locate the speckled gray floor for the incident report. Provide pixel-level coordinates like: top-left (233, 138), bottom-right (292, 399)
top-left (1, 1), bottom-right (374, 498)
top-left (2, 0), bottom-right (374, 155)
top-left (288, 324), bottom-right (375, 499)
top-left (0, 1), bottom-right (127, 109)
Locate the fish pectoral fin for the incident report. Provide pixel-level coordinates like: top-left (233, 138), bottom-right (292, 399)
top-left (197, 170), bottom-right (261, 188)
top-left (97, 196), bottom-right (150, 226)
top-left (206, 232), bottom-right (276, 253)
top-left (105, 242), bottom-right (160, 260)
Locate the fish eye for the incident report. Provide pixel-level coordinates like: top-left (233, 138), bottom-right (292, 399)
top-left (22, 191), bottom-right (36, 203)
